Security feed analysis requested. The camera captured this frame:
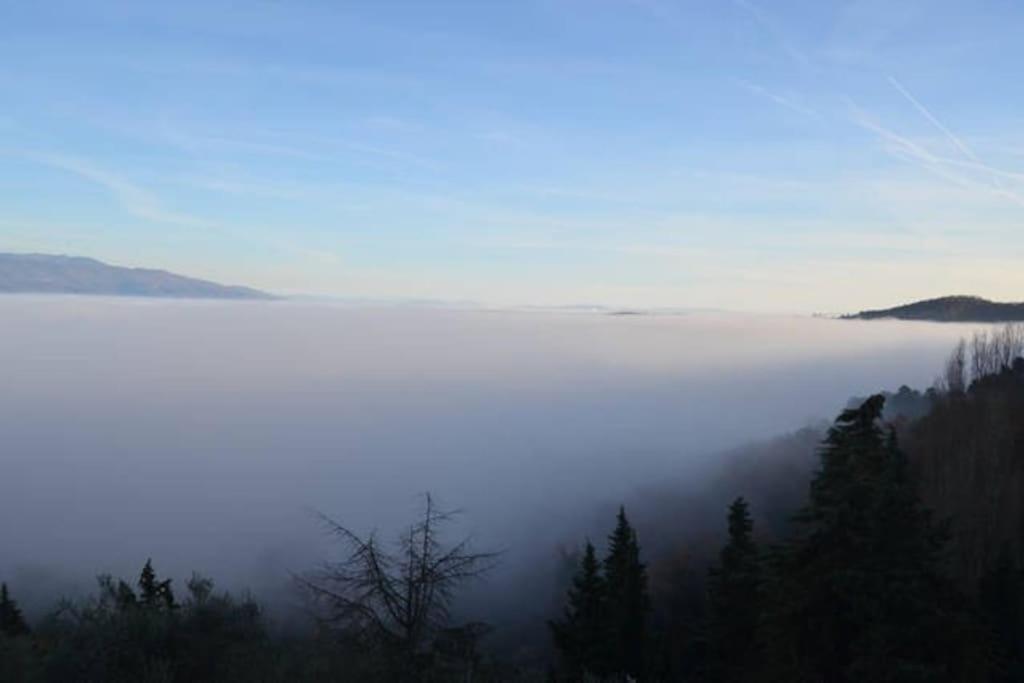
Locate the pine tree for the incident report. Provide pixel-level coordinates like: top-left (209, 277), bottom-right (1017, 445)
top-left (604, 506), bottom-right (650, 680)
top-left (706, 497), bottom-right (760, 682)
top-left (760, 396), bottom-right (988, 682)
top-left (550, 541), bottom-right (609, 679)
top-left (138, 559), bottom-right (176, 611)
top-left (0, 583), bottom-right (30, 638)
top-left (979, 546), bottom-right (1024, 682)
top-left (846, 428), bottom-right (987, 681)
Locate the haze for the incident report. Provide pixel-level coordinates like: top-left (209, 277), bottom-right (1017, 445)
top-left (0, 296), bottom-right (976, 613)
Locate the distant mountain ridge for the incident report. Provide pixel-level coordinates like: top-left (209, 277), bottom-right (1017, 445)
top-left (0, 253), bottom-right (273, 299)
top-left (846, 295), bottom-right (1024, 322)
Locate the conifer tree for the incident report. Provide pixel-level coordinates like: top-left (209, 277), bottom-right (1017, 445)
top-left (603, 506), bottom-right (650, 680)
top-left (550, 541), bottom-right (609, 679)
top-left (706, 497), bottom-right (760, 682)
top-left (138, 559), bottom-right (176, 611)
top-left (0, 583), bottom-right (30, 638)
top-left (760, 396), bottom-right (988, 682)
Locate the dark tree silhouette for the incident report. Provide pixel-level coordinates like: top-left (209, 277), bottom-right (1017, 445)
top-left (706, 497), bottom-right (760, 682)
top-left (549, 540), bottom-right (608, 679)
top-left (0, 583), bottom-right (30, 638)
top-left (138, 559), bottom-right (176, 611)
top-left (979, 546), bottom-right (1024, 682)
top-left (760, 396), bottom-right (988, 682)
top-left (300, 493), bottom-right (497, 676)
top-left (603, 506), bottom-right (650, 680)
top-left (911, 334), bottom-right (1024, 588)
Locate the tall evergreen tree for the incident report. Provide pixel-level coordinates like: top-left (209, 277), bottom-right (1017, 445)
top-left (760, 395), bottom-right (988, 682)
top-left (604, 506), bottom-right (650, 680)
top-left (550, 541), bottom-right (609, 680)
top-left (138, 559), bottom-right (176, 611)
top-left (0, 583), bottom-right (30, 638)
top-left (706, 497), bottom-right (760, 682)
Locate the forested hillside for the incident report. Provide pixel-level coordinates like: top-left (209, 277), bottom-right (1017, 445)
top-left (906, 326), bottom-right (1024, 588)
top-left (847, 295), bottom-right (1024, 322)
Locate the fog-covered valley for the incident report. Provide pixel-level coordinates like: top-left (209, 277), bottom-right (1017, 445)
top-left (0, 297), bottom-right (977, 617)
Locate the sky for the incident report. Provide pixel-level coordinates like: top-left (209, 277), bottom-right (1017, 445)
top-left (2, 0), bottom-right (1024, 312)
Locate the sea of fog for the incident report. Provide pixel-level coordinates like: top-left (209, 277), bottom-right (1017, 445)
top-left (0, 297), bottom-right (982, 616)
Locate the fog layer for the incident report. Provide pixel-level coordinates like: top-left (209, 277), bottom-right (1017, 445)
top-left (0, 297), bottom-right (976, 611)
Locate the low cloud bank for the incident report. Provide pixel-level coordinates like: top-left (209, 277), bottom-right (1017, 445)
top-left (0, 298), bottom-right (977, 616)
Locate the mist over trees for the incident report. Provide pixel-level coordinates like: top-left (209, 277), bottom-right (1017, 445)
top-left (0, 301), bottom-right (969, 600)
top-left (937, 325), bottom-right (1024, 395)
top-left (758, 397), bottom-right (985, 681)
top-left (298, 494), bottom-right (498, 680)
top-left (549, 541), bottom-right (607, 679)
top-left (909, 325), bottom-right (1024, 587)
top-left (0, 562), bottom-right (276, 682)
top-left (550, 508), bottom-right (650, 680)
top-left (6, 323), bottom-right (1024, 680)
top-left (704, 498), bottom-right (760, 682)
top-left (542, 324), bottom-right (1024, 681)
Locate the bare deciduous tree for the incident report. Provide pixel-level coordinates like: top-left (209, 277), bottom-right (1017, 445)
top-left (939, 324), bottom-right (1024, 394)
top-left (299, 494), bottom-right (497, 672)
top-left (939, 338), bottom-right (968, 394)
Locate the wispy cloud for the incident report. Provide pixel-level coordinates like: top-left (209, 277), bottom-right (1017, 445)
top-left (847, 102), bottom-right (1024, 207)
top-left (887, 75), bottom-right (1005, 190)
top-left (28, 153), bottom-right (215, 227)
top-left (736, 80), bottom-right (818, 117)
top-left (155, 120), bottom-right (442, 171)
top-left (22, 152), bottom-right (350, 271)
top-left (887, 76), bottom-right (979, 165)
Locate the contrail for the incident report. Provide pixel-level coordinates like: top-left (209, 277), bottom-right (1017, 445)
top-left (887, 77), bottom-right (978, 162)
top-left (848, 102), bottom-right (1024, 208)
top-left (888, 76), bottom-right (1004, 190)
top-left (736, 80), bottom-right (818, 118)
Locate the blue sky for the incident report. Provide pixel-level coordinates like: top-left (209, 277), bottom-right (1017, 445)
top-left (3, 0), bottom-right (1024, 311)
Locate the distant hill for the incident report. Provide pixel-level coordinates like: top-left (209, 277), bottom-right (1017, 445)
top-left (846, 295), bottom-right (1024, 322)
top-left (0, 253), bottom-right (273, 299)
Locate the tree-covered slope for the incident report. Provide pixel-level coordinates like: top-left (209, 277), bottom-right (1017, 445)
top-left (846, 295), bottom-right (1024, 322)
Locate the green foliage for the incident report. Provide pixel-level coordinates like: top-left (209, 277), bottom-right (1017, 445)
top-left (705, 497), bottom-right (760, 682)
top-left (23, 561), bottom-right (286, 683)
top-left (760, 395), bottom-right (989, 682)
top-left (550, 507), bottom-right (650, 681)
top-left (549, 541), bottom-right (609, 679)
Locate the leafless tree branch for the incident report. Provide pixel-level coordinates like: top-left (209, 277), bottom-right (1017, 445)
top-left (299, 493), bottom-right (498, 665)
